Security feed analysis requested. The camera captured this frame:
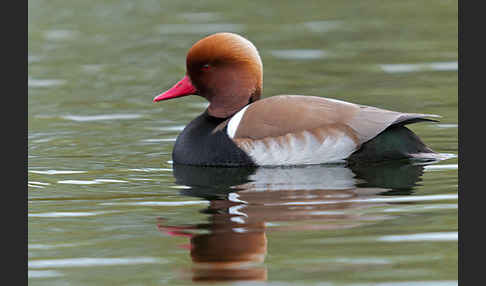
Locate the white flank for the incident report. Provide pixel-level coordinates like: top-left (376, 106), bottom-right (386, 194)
top-left (227, 104), bottom-right (250, 138)
top-left (240, 130), bottom-right (357, 166)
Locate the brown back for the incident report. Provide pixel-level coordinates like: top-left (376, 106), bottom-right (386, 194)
top-left (233, 95), bottom-right (437, 145)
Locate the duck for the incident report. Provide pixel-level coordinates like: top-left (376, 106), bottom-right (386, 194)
top-left (153, 32), bottom-right (440, 167)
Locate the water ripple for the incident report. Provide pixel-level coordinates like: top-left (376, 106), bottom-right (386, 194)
top-left (28, 78), bottom-right (66, 88)
top-left (57, 180), bottom-right (100, 185)
top-left (436, 124), bottom-right (458, 128)
top-left (99, 201), bottom-right (208, 207)
top-left (349, 281), bottom-right (457, 286)
top-left (380, 61), bottom-right (458, 73)
top-left (127, 168), bottom-right (172, 172)
top-left (270, 49), bottom-right (328, 60)
top-left (28, 181), bottom-right (50, 187)
top-left (140, 138), bottom-right (177, 143)
top-left (265, 194), bottom-right (457, 206)
top-left (44, 29), bottom-right (77, 40)
top-left (28, 257), bottom-right (167, 269)
top-left (28, 211), bottom-right (111, 218)
top-left (57, 179), bottom-right (128, 185)
top-left (62, 114), bottom-right (142, 122)
top-left (28, 270), bottom-right (63, 278)
top-left (378, 232), bottom-right (458, 242)
top-left (178, 12), bottom-right (220, 22)
top-left (424, 164), bottom-right (458, 171)
top-left (158, 24), bottom-right (244, 34)
top-left (304, 20), bottom-right (342, 33)
top-left (29, 170), bottom-right (87, 175)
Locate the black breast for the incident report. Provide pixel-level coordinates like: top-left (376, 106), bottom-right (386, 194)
top-left (172, 111), bottom-right (255, 167)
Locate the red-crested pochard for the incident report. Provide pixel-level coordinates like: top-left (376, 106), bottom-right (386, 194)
top-left (153, 32), bottom-right (439, 167)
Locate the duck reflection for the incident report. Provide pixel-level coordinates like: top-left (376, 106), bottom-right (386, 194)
top-left (157, 161), bottom-right (426, 282)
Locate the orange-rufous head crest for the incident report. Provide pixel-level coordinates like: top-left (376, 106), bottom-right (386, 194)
top-left (154, 32), bottom-right (263, 118)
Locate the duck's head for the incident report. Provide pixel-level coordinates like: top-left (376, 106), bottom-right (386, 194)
top-left (153, 32), bottom-right (263, 118)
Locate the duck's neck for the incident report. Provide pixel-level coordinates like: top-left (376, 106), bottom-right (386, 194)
top-left (203, 109), bottom-right (231, 123)
top-left (206, 87), bottom-right (261, 118)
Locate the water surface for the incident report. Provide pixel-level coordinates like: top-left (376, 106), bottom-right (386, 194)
top-left (28, 0), bottom-right (458, 285)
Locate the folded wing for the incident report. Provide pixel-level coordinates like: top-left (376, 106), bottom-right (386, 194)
top-left (227, 95), bottom-right (438, 165)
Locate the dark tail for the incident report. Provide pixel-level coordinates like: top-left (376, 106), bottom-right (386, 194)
top-left (347, 124), bottom-right (437, 164)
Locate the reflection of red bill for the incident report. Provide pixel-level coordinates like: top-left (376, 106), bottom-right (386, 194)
top-left (157, 224), bottom-right (194, 237)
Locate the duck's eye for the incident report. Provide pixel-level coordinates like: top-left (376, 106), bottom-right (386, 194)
top-left (201, 64), bottom-right (211, 71)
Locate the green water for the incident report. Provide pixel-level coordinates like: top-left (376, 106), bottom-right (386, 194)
top-left (28, 0), bottom-right (458, 285)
